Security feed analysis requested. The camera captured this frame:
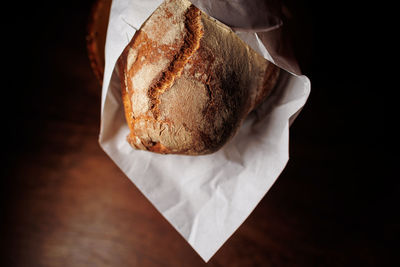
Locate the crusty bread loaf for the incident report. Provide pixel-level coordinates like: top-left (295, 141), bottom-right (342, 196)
top-left (118, 0), bottom-right (280, 155)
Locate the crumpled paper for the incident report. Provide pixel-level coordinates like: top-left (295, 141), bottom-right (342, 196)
top-left (99, 0), bottom-right (310, 262)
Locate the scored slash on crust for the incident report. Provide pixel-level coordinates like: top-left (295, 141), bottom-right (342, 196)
top-left (119, 3), bottom-right (205, 153)
top-left (148, 5), bottom-right (204, 120)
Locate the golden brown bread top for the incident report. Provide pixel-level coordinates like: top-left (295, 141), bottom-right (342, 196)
top-left (118, 0), bottom-right (280, 155)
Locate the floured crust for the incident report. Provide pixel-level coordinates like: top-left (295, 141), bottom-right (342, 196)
top-left (118, 0), bottom-right (280, 155)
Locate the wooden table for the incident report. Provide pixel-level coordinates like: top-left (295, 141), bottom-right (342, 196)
top-left (1, 0), bottom-right (396, 266)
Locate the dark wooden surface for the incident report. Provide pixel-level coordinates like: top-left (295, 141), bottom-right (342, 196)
top-left (1, 0), bottom-right (396, 266)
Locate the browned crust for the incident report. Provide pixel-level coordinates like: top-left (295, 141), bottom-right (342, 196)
top-left (118, 36), bottom-right (133, 143)
top-left (198, 63), bottom-right (249, 153)
top-left (118, 4), bottom-right (204, 153)
top-left (118, 29), bottom-right (168, 149)
top-left (148, 142), bottom-right (170, 153)
top-left (119, 53), bottom-right (175, 150)
top-left (255, 63), bottom-right (281, 109)
top-left (118, 56), bottom-right (137, 147)
top-left (148, 6), bottom-right (204, 119)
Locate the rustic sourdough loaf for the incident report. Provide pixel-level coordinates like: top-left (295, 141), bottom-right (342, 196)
top-left (118, 0), bottom-right (280, 155)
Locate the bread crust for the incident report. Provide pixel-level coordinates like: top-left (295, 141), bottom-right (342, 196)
top-left (118, 0), bottom-right (280, 155)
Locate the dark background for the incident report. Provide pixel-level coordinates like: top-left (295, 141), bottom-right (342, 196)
top-left (1, 0), bottom-right (396, 266)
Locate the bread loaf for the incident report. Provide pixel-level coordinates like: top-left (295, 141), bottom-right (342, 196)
top-left (118, 0), bottom-right (280, 155)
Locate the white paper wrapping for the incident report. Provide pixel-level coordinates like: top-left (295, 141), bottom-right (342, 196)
top-left (99, 0), bottom-right (310, 262)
